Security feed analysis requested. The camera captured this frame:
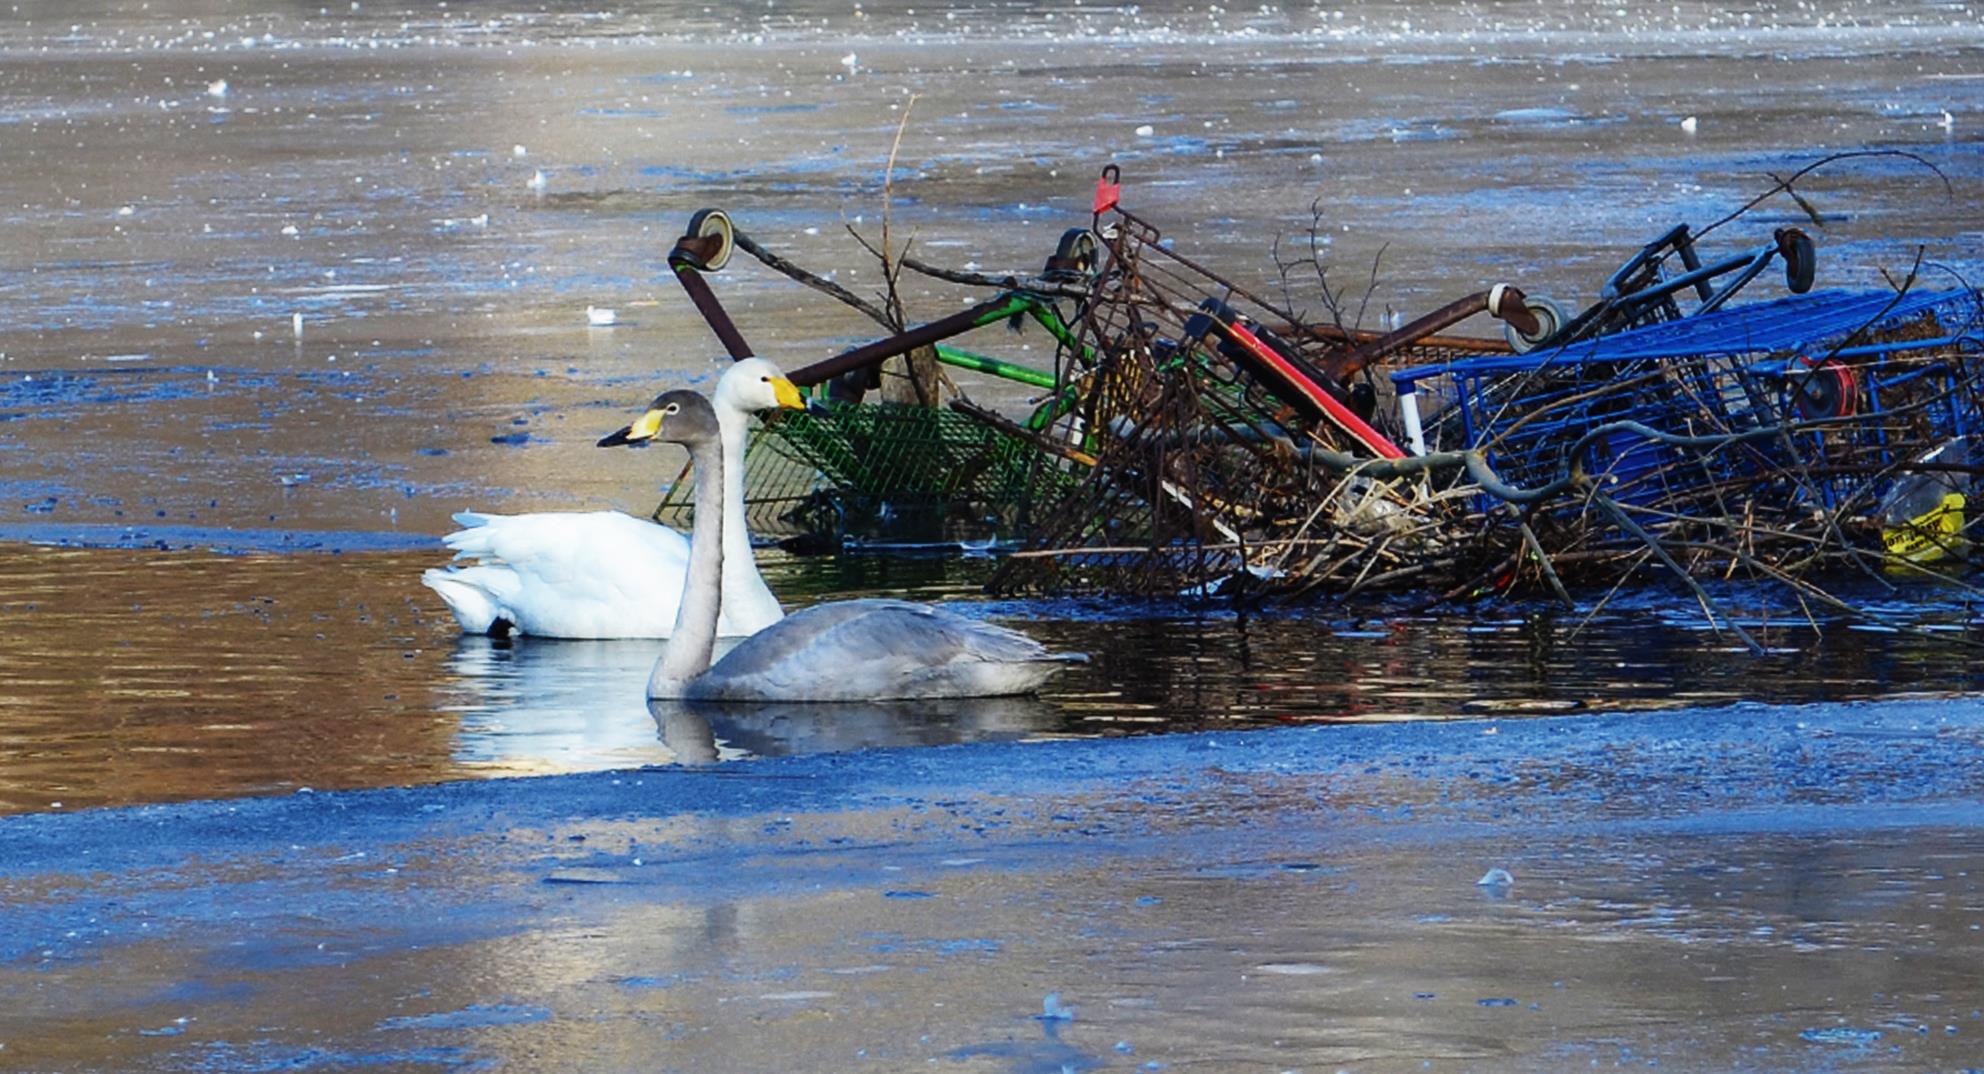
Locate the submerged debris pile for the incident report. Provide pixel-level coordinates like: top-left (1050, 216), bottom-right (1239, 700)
top-left (657, 164), bottom-right (1984, 635)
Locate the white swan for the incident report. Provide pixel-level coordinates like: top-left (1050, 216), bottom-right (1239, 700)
top-left (602, 389), bottom-right (1086, 701)
top-left (421, 358), bottom-right (804, 639)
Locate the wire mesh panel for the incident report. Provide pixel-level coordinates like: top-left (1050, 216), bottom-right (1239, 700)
top-left (656, 398), bottom-right (1079, 546)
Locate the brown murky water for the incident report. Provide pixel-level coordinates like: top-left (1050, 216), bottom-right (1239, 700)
top-left (4, 541), bottom-right (1981, 815)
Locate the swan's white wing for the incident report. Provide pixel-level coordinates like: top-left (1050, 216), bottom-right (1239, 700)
top-left (429, 497), bottom-right (782, 638)
top-left (694, 599), bottom-right (1083, 701)
top-left (424, 511), bottom-right (690, 638)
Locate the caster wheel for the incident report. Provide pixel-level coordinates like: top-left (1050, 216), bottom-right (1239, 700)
top-left (1777, 227), bottom-right (1816, 294)
top-left (1042, 227), bottom-right (1098, 281)
top-left (1504, 294), bottom-right (1566, 354)
top-left (683, 208), bottom-right (735, 272)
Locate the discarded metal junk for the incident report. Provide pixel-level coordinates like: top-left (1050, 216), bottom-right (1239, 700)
top-left (656, 208), bottom-right (1095, 550)
top-left (655, 168), bottom-right (1984, 621)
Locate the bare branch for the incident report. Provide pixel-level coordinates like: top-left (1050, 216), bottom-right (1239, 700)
top-left (1697, 148), bottom-right (1953, 240)
top-left (898, 255), bottom-right (1090, 299)
top-left (733, 228), bottom-right (895, 328)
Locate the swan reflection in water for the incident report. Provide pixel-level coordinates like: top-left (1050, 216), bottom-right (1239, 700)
top-left (442, 636), bottom-right (1069, 772)
top-left (652, 695), bottom-right (1068, 763)
top-left (440, 636), bottom-right (697, 772)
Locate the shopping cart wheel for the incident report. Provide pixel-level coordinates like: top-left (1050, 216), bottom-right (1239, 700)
top-left (1504, 295), bottom-right (1566, 353)
top-left (683, 208), bottom-right (736, 272)
top-left (1792, 355), bottom-right (1857, 420)
top-left (1043, 227), bottom-right (1098, 281)
top-left (1777, 228), bottom-right (1816, 294)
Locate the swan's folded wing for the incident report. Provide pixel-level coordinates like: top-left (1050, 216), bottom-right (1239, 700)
top-left (701, 599), bottom-right (1078, 700)
top-left (430, 511), bottom-right (692, 637)
top-left (443, 511), bottom-right (681, 564)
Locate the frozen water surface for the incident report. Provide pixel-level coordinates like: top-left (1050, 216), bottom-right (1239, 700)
top-left (0, 4), bottom-right (1982, 1068)
top-left (3, 694), bottom-right (1983, 1071)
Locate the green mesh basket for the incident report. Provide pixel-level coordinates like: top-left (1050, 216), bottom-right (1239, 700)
top-left (655, 400), bottom-right (1079, 546)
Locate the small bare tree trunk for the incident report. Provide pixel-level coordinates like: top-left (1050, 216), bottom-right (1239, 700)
top-left (881, 344), bottom-right (942, 406)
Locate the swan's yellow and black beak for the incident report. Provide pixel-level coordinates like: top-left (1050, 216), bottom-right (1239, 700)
top-left (771, 376), bottom-right (805, 410)
top-left (598, 406), bottom-right (665, 448)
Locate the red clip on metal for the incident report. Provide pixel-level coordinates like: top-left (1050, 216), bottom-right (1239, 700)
top-left (1093, 164), bottom-right (1121, 215)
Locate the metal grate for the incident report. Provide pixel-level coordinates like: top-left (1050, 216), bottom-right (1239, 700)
top-left (656, 396), bottom-right (1081, 546)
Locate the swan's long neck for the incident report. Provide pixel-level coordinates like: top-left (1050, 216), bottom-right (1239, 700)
top-left (718, 405), bottom-right (754, 580)
top-left (651, 435), bottom-right (724, 697)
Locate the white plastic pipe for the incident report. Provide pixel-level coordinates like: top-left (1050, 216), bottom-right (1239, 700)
top-left (1398, 388), bottom-right (1428, 457)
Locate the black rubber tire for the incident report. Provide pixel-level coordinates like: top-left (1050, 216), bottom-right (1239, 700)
top-left (1041, 227), bottom-right (1098, 281)
top-left (1778, 228), bottom-right (1816, 294)
top-left (1056, 228), bottom-right (1096, 270)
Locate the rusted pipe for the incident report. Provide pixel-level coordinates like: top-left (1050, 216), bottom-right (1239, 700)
top-left (668, 260), bottom-right (756, 362)
top-left (671, 230), bottom-right (728, 272)
top-left (1274, 322), bottom-right (1509, 354)
top-left (1324, 286), bottom-right (1539, 381)
top-left (667, 220), bottom-right (758, 361)
top-left (785, 296), bottom-right (1021, 388)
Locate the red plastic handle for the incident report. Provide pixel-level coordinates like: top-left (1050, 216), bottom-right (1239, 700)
top-left (1093, 164), bottom-right (1121, 215)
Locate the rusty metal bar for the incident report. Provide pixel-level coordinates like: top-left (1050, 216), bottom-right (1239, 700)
top-left (668, 221), bottom-right (755, 361)
top-left (784, 295), bottom-right (1029, 388)
top-left (1274, 321), bottom-right (1510, 354)
top-left (1326, 287), bottom-right (1539, 381)
top-left (668, 260), bottom-right (756, 362)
